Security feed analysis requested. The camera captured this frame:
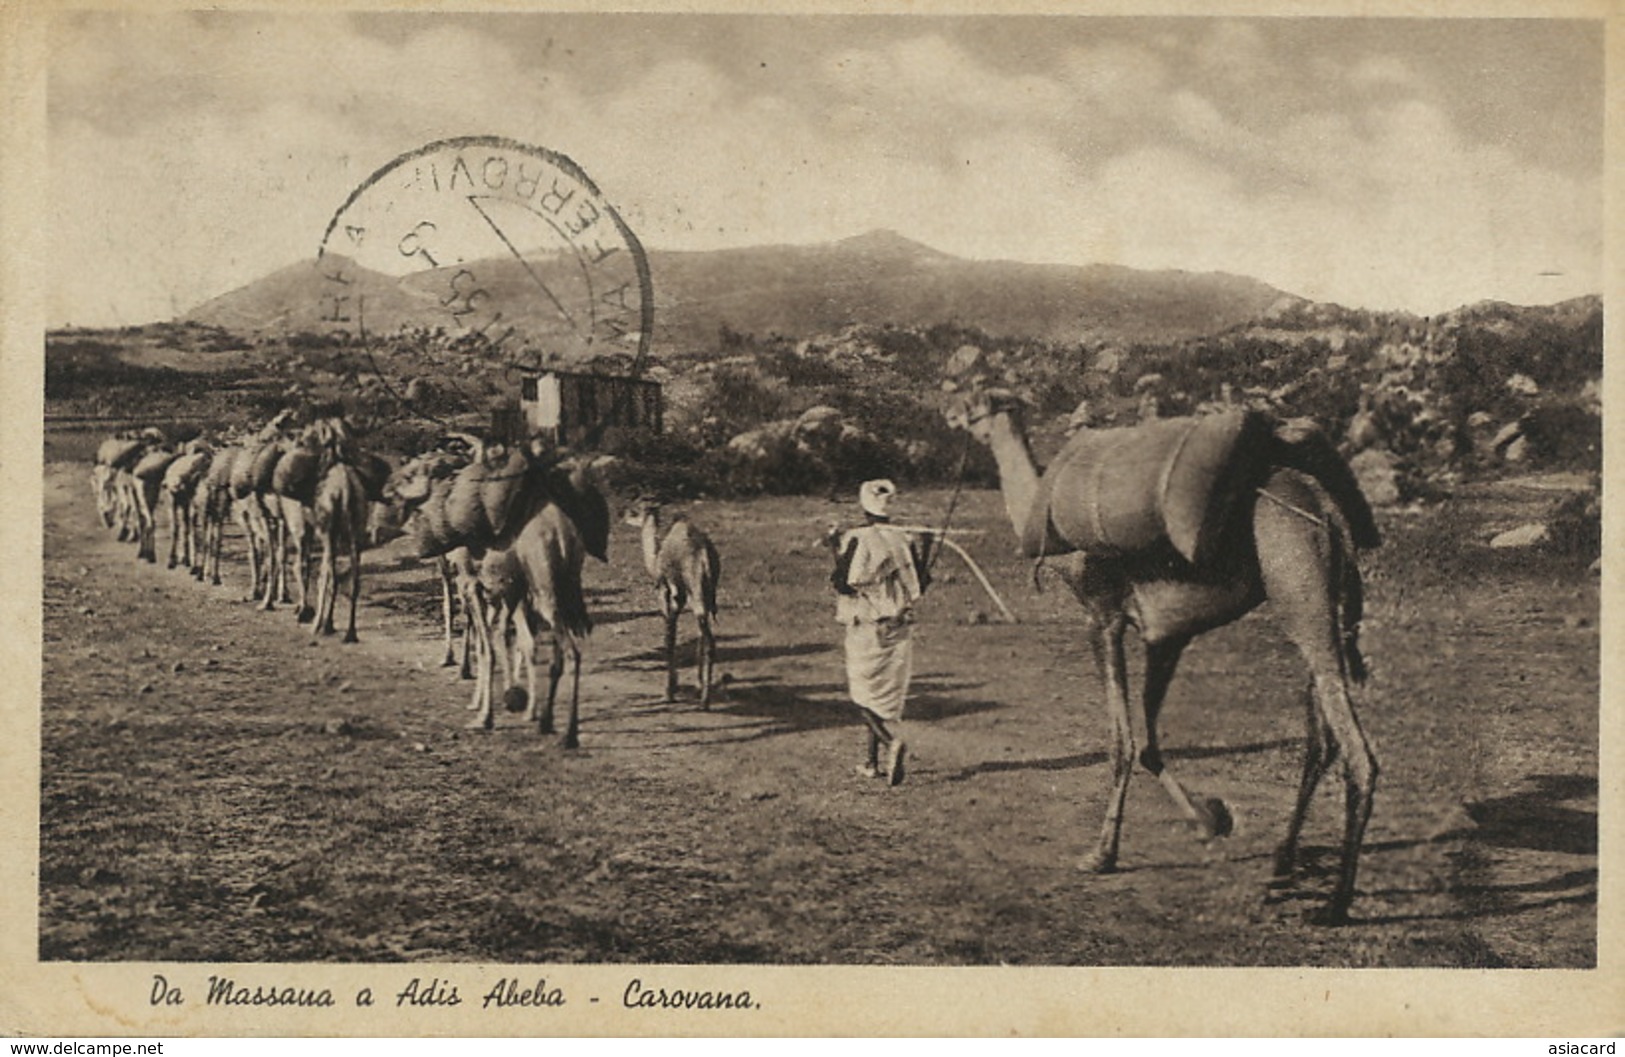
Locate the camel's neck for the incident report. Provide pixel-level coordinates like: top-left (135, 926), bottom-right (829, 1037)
top-left (983, 411), bottom-right (1043, 538)
top-left (639, 512), bottom-right (662, 578)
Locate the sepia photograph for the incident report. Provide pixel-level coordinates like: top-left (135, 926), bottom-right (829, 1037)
top-left (2, 1), bottom-right (1615, 1037)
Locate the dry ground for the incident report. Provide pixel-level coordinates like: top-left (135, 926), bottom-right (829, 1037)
top-left (37, 455), bottom-right (1598, 966)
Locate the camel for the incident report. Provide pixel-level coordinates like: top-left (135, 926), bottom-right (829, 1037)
top-left (626, 500), bottom-right (722, 707)
top-left (92, 434), bottom-right (144, 537)
top-left (309, 459), bottom-right (370, 642)
top-left (381, 448), bottom-right (481, 674)
top-left (130, 442), bottom-right (181, 564)
top-left (472, 500), bottom-right (595, 743)
top-left (199, 443), bottom-right (248, 587)
top-left (231, 411), bottom-right (296, 607)
top-left (282, 416), bottom-right (390, 637)
top-left (162, 441), bottom-right (213, 577)
top-left (946, 386), bottom-right (1381, 926)
top-left (386, 438), bottom-right (610, 746)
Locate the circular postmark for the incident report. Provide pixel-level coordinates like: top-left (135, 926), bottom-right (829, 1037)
top-left (314, 136), bottom-right (653, 418)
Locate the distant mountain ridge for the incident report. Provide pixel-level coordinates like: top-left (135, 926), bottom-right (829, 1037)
top-left (185, 229), bottom-right (1302, 351)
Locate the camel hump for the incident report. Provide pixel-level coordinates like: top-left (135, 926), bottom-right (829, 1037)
top-left (1026, 411), bottom-right (1267, 565)
top-left (99, 437), bottom-right (143, 469)
top-left (133, 447), bottom-right (180, 481)
top-left (247, 441), bottom-right (284, 494)
top-left (1268, 419), bottom-right (1382, 550)
top-left (272, 447), bottom-right (321, 503)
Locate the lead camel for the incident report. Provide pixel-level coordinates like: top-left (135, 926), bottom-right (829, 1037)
top-left (946, 384), bottom-right (1381, 925)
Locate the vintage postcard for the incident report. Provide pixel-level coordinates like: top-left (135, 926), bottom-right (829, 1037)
top-left (1, 0), bottom-right (1617, 1037)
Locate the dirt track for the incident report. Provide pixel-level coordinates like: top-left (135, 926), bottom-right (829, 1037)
top-left (39, 461), bottom-right (1598, 966)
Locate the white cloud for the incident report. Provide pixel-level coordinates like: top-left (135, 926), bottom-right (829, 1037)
top-left (45, 15), bottom-right (1604, 324)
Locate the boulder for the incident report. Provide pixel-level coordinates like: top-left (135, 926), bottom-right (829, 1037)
top-left (1489, 523), bottom-right (1550, 549)
top-left (1349, 448), bottom-right (1402, 507)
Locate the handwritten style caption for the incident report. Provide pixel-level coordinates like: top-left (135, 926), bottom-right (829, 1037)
top-left (148, 973), bottom-right (757, 1013)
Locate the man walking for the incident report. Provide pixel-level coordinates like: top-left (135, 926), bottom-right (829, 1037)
top-left (829, 479), bottom-right (934, 786)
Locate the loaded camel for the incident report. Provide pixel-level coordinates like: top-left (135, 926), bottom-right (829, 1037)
top-left (162, 440), bottom-right (213, 577)
top-left (388, 437), bottom-right (610, 746)
top-left (626, 499), bottom-right (722, 707)
top-left (945, 383), bottom-right (1382, 926)
top-left (92, 432), bottom-right (149, 540)
top-left (272, 416), bottom-right (391, 638)
top-left (199, 440), bottom-right (252, 588)
top-left (229, 410), bottom-right (296, 607)
top-left (130, 441), bottom-right (182, 564)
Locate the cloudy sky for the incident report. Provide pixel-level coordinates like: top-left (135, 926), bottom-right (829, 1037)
top-left (47, 12), bottom-right (1604, 327)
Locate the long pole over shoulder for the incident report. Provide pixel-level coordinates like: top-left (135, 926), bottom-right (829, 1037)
top-left (889, 524), bottom-right (1018, 624)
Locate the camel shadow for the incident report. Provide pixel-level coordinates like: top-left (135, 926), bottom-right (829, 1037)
top-left (617, 635), bottom-right (836, 670)
top-left (939, 736), bottom-right (1303, 784)
top-left (1457, 773), bottom-right (1597, 856)
top-left (1279, 772), bottom-right (1597, 931)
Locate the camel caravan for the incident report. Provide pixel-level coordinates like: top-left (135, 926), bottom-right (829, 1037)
top-left (87, 351), bottom-right (1386, 923)
top-left (87, 409), bottom-right (678, 750)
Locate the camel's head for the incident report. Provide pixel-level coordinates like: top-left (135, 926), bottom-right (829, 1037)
top-left (941, 385), bottom-right (1027, 442)
top-left (621, 496), bottom-right (661, 528)
top-left (385, 450), bottom-right (459, 507)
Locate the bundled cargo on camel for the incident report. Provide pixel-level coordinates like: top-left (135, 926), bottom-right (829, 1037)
top-left (405, 444), bottom-right (609, 566)
top-left (1019, 410), bottom-right (1379, 565)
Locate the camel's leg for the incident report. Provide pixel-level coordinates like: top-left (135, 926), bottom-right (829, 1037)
top-left (1273, 684), bottom-right (1335, 884)
top-left (188, 501), bottom-right (206, 579)
top-left (538, 633), bottom-right (564, 736)
top-left (317, 531), bottom-right (341, 636)
top-left (309, 530), bottom-right (329, 633)
top-left (342, 534), bottom-right (361, 644)
top-left (177, 497), bottom-right (191, 573)
top-left (561, 640), bottom-right (582, 750)
top-left (437, 557), bottom-right (458, 668)
top-left (279, 507), bottom-right (299, 601)
top-left (165, 493), bottom-right (182, 569)
top-left (114, 478), bottom-right (133, 541)
top-left (1310, 673), bottom-right (1376, 925)
top-left (1259, 490), bottom-right (1378, 925)
top-left (288, 507), bottom-right (314, 625)
top-left (137, 484), bottom-right (159, 563)
top-left (490, 601), bottom-right (516, 690)
top-left (461, 580), bottom-right (486, 699)
top-left (463, 585), bottom-right (496, 728)
top-left (235, 500), bottom-right (261, 598)
top-left (258, 511), bottom-right (280, 611)
top-left (1138, 635), bottom-right (1233, 840)
top-left (208, 497), bottom-right (228, 585)
top-left (508, 602), bottom-right (537, 723)
top-left (697, 612), bottom-right (714, 709)
top-left (663, 604), bottom-right (679, 703)
top-left (466, 607), bottom-right (494, 729)
top-left (1084, 616), bottom-right (1134, 874)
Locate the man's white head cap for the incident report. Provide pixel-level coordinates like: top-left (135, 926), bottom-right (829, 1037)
top-left (859, 479), bottom-right (898, 518)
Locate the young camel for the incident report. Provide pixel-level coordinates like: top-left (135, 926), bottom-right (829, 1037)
top-left (947, 386), bottom-right (1381, 926)
top-left (380, 448), bottom-right (480, 674)
top-left (626, 500), bottom-right (722, 707)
